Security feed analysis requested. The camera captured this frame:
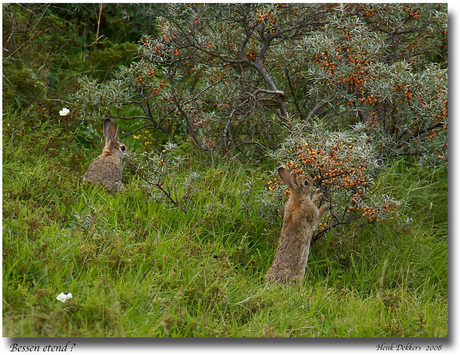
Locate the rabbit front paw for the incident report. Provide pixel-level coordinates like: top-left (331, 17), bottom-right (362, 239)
top-left (312, 191), bottom-right (323, 203)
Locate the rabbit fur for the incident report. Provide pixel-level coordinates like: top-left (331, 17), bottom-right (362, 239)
top-left (265, 167), bottom-right (329, 284)
top-left (83, 119), bottom-right (127, 194)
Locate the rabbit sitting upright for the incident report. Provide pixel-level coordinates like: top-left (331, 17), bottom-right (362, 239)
top-left (265, 167), bottom-right (329, 284)
top-left (83, 119), bottom-right (127, 194)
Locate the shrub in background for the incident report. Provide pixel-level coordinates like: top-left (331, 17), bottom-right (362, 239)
top-left (75, 3), bottom-right (447, 167)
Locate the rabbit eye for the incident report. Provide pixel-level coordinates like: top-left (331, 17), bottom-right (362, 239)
top-left (120, 145), bottom-right (126, 151)
top-left (304, 181), bottom-right (309, 186)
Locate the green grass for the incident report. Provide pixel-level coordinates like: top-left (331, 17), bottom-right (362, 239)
top-left (2, 119), bottom-right (448, 337)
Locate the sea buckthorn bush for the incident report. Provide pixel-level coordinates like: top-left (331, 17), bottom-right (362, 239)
top-left (74, 3), bottom-right (447, 167)
top-left (73, 3), bottom-right (447, 234)
top-left (300, 7), bottom-right (447, 170)
top-left (75, 3), bottom-right (342, 157)
top-left (261, 119), bottom-right (400, 240)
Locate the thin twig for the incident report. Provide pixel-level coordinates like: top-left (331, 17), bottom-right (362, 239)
top-left (90, 3), bottom-right (103, 78)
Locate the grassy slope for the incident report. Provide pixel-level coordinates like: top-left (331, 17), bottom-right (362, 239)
top-left (2, 119), bottom-right (447, 337)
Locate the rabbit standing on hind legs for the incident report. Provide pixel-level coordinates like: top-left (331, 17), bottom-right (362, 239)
top-left (83, 119), bottom-right (127, 194)
top-left (265, 167), bottom-right (329, 284)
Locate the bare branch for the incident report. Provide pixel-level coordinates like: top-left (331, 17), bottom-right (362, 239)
top-left (307, 101), bottom-right (328, 121)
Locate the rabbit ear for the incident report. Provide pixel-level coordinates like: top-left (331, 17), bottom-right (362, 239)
top-left (278, 167), bottom-right (301, 192)
top-left (103, 119), bottom-right (111, 137)
top-left (278, 167), bottom-right (292, 187)
top-left (290, 172), bottom-right (301, 192)
top-left (103, 119), bottom-right (118, 143)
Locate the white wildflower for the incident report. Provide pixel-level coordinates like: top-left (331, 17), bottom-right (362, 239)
top-left (56, 292), bottom-right (73, 303)
top-left (59, 107), bottom-right (70, 116)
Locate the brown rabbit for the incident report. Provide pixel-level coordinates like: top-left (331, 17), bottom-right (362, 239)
top-left (83, 119), bottom-right (127, 194)
top-left (265, 167), bottom-right (329, 284)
